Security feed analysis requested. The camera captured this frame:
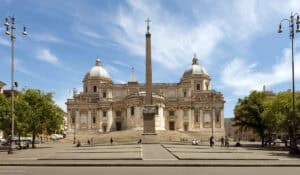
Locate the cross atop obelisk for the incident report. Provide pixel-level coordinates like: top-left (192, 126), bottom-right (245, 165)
top-left (145, 18), bottom-right (151, 33)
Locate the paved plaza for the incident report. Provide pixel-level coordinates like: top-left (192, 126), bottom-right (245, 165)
top-left (1, 142), bottom-right (300, 167)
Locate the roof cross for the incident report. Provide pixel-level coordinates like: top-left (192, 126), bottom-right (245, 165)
top-left (145, 18), bottom-right (151, 33)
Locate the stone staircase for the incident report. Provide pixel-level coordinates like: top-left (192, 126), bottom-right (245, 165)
top-left (64, 130), bottom-right (217, 144)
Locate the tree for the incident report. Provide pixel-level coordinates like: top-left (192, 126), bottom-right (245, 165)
top-left (233, 91), bottom-right (268, 147)
top-left (263, 91), bottom-right (300, 153)
top-left (0, 94), bottom-right (10, 138)
top-left (22, 89), bottom-right (64, 148)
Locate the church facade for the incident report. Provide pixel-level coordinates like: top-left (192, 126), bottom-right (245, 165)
top-left (66, 55), bottom-right (225, 137)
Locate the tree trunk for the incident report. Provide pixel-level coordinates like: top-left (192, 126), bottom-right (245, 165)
top-left (32, 132), bottom-right (36, 148)
top-left (261, 135), bottom-right (265, 147)
top-left (18, 133), bottom-right (21, 147)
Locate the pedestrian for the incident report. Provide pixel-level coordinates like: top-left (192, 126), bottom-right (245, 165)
top-left (220, 136), bottom-right (225, 147)
top-left (110, 137), bottom-right (113, 145)
top-left (76, 140), bottom-right (81, 147)
top-left (225, 136), bottom-right (229, 147)
top-left (138, 138), bottom-right (142, 144)
top-left (87, 139), bottom-right (90, 146)
top-left (209, 136), bottom-right (214, 147)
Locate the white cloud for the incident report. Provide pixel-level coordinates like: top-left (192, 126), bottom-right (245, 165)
top-left (221, 48), bottom-right (300, 95)
top-left (112, 0), bottom-right (224, 70)
top-left (79, 29), bottom-right (102, 39)
top-left (32, 33), bottom-right (64, 43)
top-left (0, 38), bottom-right (10, 47)
top-left (36, 48), bottom-right (59, 64)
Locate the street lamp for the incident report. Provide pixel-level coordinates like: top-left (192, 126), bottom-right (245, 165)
top-left (278, 12), bottom-right (300, 155)
top-left (4, 16), bottom-right (27, 154)
top-left (72, 88), bottom-right (77, 144)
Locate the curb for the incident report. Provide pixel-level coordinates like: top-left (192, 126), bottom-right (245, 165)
top-left (1, 162), bottom-right (300, 167)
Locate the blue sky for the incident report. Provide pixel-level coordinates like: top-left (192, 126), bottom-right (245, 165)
top-left (0, 0), bottom-right (300, 117)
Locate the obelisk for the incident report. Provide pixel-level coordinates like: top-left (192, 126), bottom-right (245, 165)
top-left (143, 18), bottom-right (156, 134)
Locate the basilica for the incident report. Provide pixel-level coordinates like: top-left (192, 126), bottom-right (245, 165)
top-left (66, 23), bottom-right (225, 138)
top-left (66, 55), bottom-right (225, 137)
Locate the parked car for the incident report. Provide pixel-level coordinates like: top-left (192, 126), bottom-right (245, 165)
top-left (50, 134), bottom-right (64, 140)
top-left (0, 138), bottom-right (7, 145)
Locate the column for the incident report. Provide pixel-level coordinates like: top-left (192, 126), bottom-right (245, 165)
top-left (67, 111), bottom-right (71, 131)
top-left (159, 106), bottom-right (165, 130)
top-left (212, 108), bottom-right (215, 134)
top-left (75, 110), bottom-right (80, 131)
top-left (107, 107), bottom-right (113, 131)
top-left (177, 109), bottom-right (184, 131)
top-left (221, 108), bottom-right (224, 129)
top-left (189, 108), bottom-right (194, 130)
top-left (87, 110), bottom-right (91, 129)
top-left (98, 109), bottom-right (102, 132)
top-left (199, 109), bottom-right (203, 129)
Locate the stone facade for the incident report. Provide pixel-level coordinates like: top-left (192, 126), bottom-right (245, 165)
top-left (66, 55), bottom-right (225, 138)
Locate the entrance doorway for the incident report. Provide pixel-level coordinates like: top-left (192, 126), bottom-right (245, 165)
top-left (184, 123), bottom-right (188, 131)
top-left (169, 121), bottom-right (175, 130)
top-left (116, 122), bottom-right (122, 131)
top-left (102, 125), bottom-right (107, 132)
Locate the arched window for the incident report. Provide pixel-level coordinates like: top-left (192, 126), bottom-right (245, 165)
top-left (131, 106), bottom-right (134, 116)
top-left (92, 116), bottom-right (96, 124)
top-left (196, 83), bottom-right (201, 90)
top-left (93, 86), bottom-right (97, 92)
top-left (216, 110), bottom-right (220, 123)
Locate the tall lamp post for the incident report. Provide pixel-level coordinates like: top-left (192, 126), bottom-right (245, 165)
top-left (278, 12), bottom-right (300, 155)
top-left (4, 16), bottom-right (27, 154)
top-left (72, 88), bottom-right (77, 144)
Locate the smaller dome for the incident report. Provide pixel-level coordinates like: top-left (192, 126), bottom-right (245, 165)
top-left (183, 54), bottom-right (209, 77)
top-left (88, 58), bottom-right (110, 79)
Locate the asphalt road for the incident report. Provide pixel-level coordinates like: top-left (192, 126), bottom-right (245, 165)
top-left (1, 167), bottom-right (300, 175)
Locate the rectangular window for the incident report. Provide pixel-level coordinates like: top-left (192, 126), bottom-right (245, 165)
top-left (103, 111), bottom-right (107, 117)
top-left (183, 91), bottom-right (187, 97)
top-left (196, 84), bottom-right (201, 90)
top-left (93, 86), bottom-right (97, 92)
top-left (116, 111), bottom-right (121, 117)
top-left (71, 116), bottom-right (75, 124)
top-left (216, 110), bottom-right (220, 122)
top-left (169, 111), bottom-right (174, 116)
top-left (92, 116), bottom-right (96, 124)
top-left (131, 106), bottom-right (134, 116)
top-left (103, 92), bottom-right (107, 98)
top-left (194, 108), bottom-right (199, 123)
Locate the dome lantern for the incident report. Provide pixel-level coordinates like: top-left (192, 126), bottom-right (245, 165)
top-left (86, 57), bottom-right (111, 79)
top-left (182, 53), bottom-right (209, 78)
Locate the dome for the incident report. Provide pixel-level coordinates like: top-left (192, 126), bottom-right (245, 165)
top-left (182, 54), bottom-right (209, 77)
top-left (87, 58), bottom-right (110, 79)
